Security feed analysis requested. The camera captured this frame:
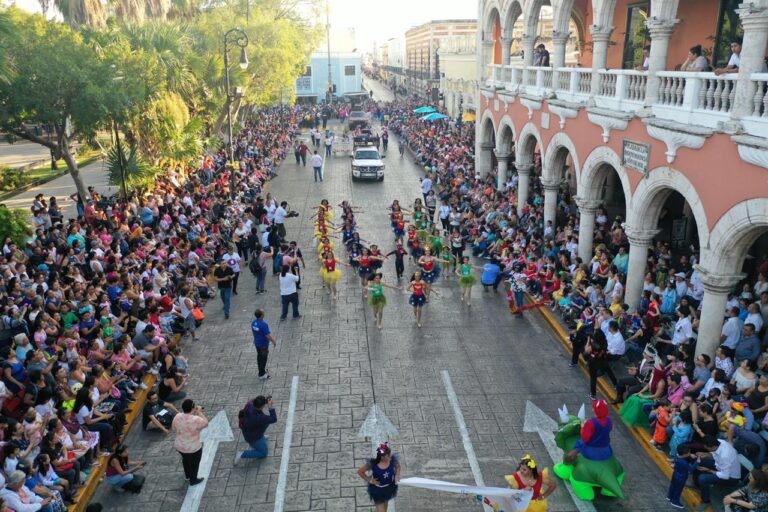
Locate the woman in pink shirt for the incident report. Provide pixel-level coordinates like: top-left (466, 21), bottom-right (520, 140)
top-left (172, 399), bottom-right (209, 486)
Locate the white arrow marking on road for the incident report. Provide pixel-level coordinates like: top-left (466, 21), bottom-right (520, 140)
top-left (274, 375), bottom-right (300, 512)
top-left (179, 410), bottom-right (234, 512)
top-left (522, 401), bottom-right (597, 512)
top-left (441, 370), bottom-right (495, 512)
top-left (358, 403), bottom-right (399, 512)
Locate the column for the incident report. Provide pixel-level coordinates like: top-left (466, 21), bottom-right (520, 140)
top-left (589, 26), bottom-right (614, 97)
top-left (482, 39), bottom-right (495, 82)
top-left (730, 7), bottom-right (768, 122)
top-left (516, 163), bottom-right (533, 216)
top-left (495, 151), bottom-right (510, 190)
top-left (521, 34), bottom-right (537, 86)
top-left (695, 266), bottom-right (744, 357)
top-left (541, 177), bottom-right (559, 231)
top-left (501, 36), bottom-right (512, 67)
top-left (551, 32), bottom-right (570, 90)
top-left (643, 19), bottom-right (678, 107)
top-left (624, 227), bottom-right (659, 311)
top-left (575, 197), bottom-right (600, 262)
top-left (478, 142), bottom-right (495, 178)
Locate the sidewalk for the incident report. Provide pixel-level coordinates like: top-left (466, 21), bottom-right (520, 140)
top-left (0, 157), bottom-right (116, 219)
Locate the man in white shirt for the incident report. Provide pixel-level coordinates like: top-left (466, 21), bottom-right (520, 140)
top-left (438, 204), bottom-right (452, 231)
top-left (420, 175), bottom-right (433, 202)
top-left (311, 150), bottom-right (324, 182)
top-left (222, 245), bottom-right (242, 295)
top-left (274, 201), bottom-right (288, 239)
top-left (0, 470), bottom-right (51, 512)
top-left (715, 40), bottom-right (741, 75)
top-left (745, 302), bottom-right (764, 334)
top-left (694, 437), bottom-right (741, 507)
top-left (720, 307), bottom-right (744, 349)
top-left (605, 320), bottom-right (626, 357)
top-left (278, 268), bottom-right (301, 321)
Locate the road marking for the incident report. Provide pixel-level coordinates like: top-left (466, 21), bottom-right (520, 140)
top-left (441, 369), bottom-right (485, 487)
top-left (273, 375), bottom-right (299, 512)
top-left (522, 401), bottom-right (597, 512)
top-left (179, 410), bottom-right (234, 512)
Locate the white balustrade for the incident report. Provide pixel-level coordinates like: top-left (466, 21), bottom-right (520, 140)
top-left (697, 74), bottom-right (737, 113)
top-left (750, 73), bottom-right (768, 118)
top-left (598, 70), bottom-right (616, 98)
top-left (657, 72), bottom-right (686, 107)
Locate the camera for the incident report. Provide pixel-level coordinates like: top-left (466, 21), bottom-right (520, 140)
top-left (286, 211), bottom-right (299, 218)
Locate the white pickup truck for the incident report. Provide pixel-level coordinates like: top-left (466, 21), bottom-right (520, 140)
top-left (350, 146), bottom-right (385, 182)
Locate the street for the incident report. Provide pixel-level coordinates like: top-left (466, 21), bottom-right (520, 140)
top-left (91, 119), bottom-right (670, 512)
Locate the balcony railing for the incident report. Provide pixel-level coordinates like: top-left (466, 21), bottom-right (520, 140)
top-left (484, 64), bottom-right (767, 137)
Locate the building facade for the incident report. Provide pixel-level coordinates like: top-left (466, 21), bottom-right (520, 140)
top-left (477, 0), bottom-right (768, 358)
top-left (295, 28), bottom-right (364, 103)
top-left (439, 34), bottom-right (478, 119)
top-left (385, 36), bottom-right (407, 94)
top-left (405, 19), bottom-right (477, 100)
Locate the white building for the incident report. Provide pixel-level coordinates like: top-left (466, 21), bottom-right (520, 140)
top-left (295, 28), bottom-right (365, 103)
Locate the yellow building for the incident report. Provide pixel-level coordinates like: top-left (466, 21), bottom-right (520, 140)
top-left (405, 19), bottom-right (477, 100)
top-left (439, 34), bottom-right (478, 119)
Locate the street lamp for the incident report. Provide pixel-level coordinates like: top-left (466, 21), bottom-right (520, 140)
top-left (223, 27), bottom-right (249, 200)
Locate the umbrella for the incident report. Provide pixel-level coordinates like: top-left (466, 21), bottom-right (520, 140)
top-left (413, 106), bottom-right (436, 114)
top-left (422, 112), bottom-right (449, 121)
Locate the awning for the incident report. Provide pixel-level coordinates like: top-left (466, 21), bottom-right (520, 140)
top-left (462, 112), bottom-right (476, 122)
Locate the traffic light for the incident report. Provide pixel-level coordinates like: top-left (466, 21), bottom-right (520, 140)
top-left (332, 84), bottom-right (337, 93)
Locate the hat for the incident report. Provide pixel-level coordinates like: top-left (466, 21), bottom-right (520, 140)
top-left (592, 399), bottom-right (609, 418)
top-left (674, 272), bottom-right (686, 279)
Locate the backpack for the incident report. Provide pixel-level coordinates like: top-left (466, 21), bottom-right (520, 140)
top-left (238, 401), bottom-right (253, 429)
top-left (248, 257), bottom-right (261, 276)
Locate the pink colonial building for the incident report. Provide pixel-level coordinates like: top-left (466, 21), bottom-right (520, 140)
top-left (476, 0), bottom-right (768, 356)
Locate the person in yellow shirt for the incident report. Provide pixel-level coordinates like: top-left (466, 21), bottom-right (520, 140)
top-left (504, 454), bottom-right (557, 511)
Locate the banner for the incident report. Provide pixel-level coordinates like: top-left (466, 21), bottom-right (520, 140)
top-left (398, 477), bottom-right (533, 512)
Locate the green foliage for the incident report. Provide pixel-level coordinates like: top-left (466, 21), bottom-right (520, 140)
top-left (107, 143), bottom-right (158, 193)
top-left (0, 206), bottom-right (33, 246)
top-left (0, 166), bottom-right (24, 192)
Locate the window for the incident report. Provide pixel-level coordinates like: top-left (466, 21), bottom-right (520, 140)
top-left (713, 0), bottom-right (743, 68)
top-left (302, 66), bottom-right (312, 77)
top-left (344, 65), bottom-right (356, 76)
top-left (622, 3), bottom-right (649, 69)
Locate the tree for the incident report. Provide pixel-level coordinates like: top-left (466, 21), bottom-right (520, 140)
top-left (0, 10), bottom-right (14, 84)
top-left (0, 9), bottom-right (152, 201)
top-left (0, 207), bottom-right (33, 246)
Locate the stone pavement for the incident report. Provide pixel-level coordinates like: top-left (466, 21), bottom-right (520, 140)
top-left (91, 121), bottom-right (670, 511)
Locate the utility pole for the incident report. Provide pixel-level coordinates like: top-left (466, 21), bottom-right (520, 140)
top-left (326, 0), bottom-right (332, 104)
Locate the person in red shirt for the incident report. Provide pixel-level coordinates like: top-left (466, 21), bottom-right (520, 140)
top-left (407, 271), bottom-right (436, 328)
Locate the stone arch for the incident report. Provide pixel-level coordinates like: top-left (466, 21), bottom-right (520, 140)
top-left (542, 131), bottom-right (580, 185)
top-left (704, 199), bottom-right (768, 276)
top-left (482, 0), bottom-right (503, 39)
top-left (551, 0), bottom-right (576, 36)
top-left (591, 0), bottom-right (618, 30)
top-left (479, 109), bottom-right (497, 145)
top-left (515, 122), bottom-right (543, 166)
top-left (578, 145), bottom-right (631, 205)
top-left (496, 115), bottom-right (517, 154)
top-left (626, 167), bottom-right (710, 250)
top-left (501, 0), bottom-right (524, 37)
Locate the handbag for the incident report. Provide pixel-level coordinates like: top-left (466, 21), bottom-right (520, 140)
top-left (192, 308), bottom-right (205, 321)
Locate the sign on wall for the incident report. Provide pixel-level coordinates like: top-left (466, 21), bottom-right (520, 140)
top-left (296, 76), bottom-right (311, 91)
top-left (622, 139), bottom-right (651, 174)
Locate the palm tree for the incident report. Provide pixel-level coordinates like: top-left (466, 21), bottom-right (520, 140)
top-left (0, 11), bottom-right (14, 84)
top-left (52, 0), bottom-right (107, 28)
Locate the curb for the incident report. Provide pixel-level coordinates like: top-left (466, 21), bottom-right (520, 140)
top-left (0, 170), bottom-right (70, 202)
top-left (531, 298), bottom-right (702, 511)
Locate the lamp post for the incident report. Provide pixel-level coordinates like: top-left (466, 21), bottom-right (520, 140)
top-left (223, 27), bottom-right (249, 200)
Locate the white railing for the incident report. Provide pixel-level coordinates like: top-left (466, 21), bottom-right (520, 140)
top-left (750, 73), bottom-right (768, 118)
top-left (593, 70), bottom-right (647, 113)
top-left (698, 74), bottom-right (737, 113)
top-left (657, 72), bottom-right (686, 107)
top-left (598, 70), bottom-right (616, 98)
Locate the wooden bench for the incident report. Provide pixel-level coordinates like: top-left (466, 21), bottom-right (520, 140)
top-left (532, 301), bottom-right (703, 511)
top-left (68, 333), bottom-right (181, 511)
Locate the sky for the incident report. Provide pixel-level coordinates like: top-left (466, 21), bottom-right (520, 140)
top-left (325, 0), bottom-right (477, 53)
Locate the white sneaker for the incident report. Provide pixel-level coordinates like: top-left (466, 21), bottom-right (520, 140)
top-left (234, 451), bottom-right (244, 464)
top-left (149, 369), bottom-right (159, 375)
top-left (139, 383), bottom-right (149, 390)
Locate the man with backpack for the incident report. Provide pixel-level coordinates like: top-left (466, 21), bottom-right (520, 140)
top-left (235, 395), bottom-right (277, 461)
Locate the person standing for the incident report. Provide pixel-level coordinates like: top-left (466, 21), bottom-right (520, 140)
top-left (213, 259), bottom-right (234, 320)
top-left (171, 399), bottom-right (208, 487)
top-left (251, 309), bottom-right (277, 380)
top-left (420, 174), bottom-right (433, 203)
top-left (274, 201), bottom-right (288, 240)
top-left (311, 150), bottom-right (324, 182)
top-left (324, 133), bottom-right (333, 157)
top-left (298, 140), bottom-right (309, 167)
top-left (357, 442), bottom-right (400, 512)
top-left (585, 329), bottom-right (618, 401)
top-left (222, 245), bottom-right (242, 295)
top-left (279, 265), bottom-right (301, 321)
top-left (236, 395), bottom-right (277, 461)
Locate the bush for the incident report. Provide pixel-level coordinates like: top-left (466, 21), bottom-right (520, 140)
top-left (0, 166), bottom-right (25, 191)
top-left (0, 206), bottom-right (32, 246)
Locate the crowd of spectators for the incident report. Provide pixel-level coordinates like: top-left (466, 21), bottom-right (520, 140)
top-left (383, 96), bottom-right (768, 508)
top-left (0, 106), bottom-right (302, 509)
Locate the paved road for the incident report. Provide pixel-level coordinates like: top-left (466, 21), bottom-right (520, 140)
top-left (91, 122), bottom-right (669, 511)
top-left (1, 158), bottom-right (116, 219)
top-left (0, 140), bottom-right (53, 169)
